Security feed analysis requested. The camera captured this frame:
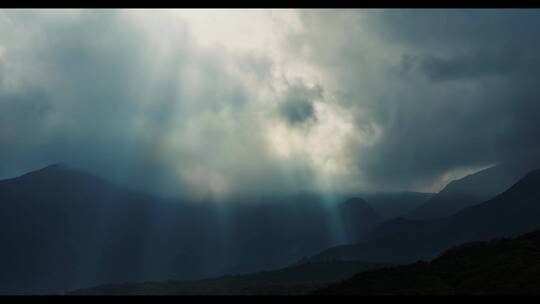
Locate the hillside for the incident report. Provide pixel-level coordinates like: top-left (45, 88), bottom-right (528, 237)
top-left (338, 198), bottom-right (383, 243)
top-left (0, 164), bottom-right (204, 294)
top-left (361, 192), bottom-right (434, 220)
top-left (0, 164), bottom-right (379, 294)
top-left (71, 261), bottom-right (384, 295)
top-left (408, 161), bottom-right (534, 220)
top-left (305, 168), bottom-right (540, 264)
top-left (314, 230), bottom-right (540, 295)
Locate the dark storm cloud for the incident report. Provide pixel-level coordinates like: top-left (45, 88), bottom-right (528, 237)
top-left (413, 50), bottom-right (519, 82)
top-left (279, 98), bottom-right (314, 125)
top-left (363, 9), bottom-right (540, 50)
top-left (278, 83), bottom-right (321, 125)
top-left (3, 9), bottom-right (540, 196)
top-left (371, 10), bottom-right (540, 189)
top-left (0, 12), bottom-right (200, 190)
top-left (0, 10), bottom-right (319, 199)
top-left (0, 11), bottom-right (190, 194)
top-left (294, 9), bottom-right (540, 191)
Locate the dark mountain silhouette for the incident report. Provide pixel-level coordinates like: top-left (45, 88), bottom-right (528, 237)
top-left (71, 260), bottom-right (384, 295)
top-left (360, 192), bottom-right (434, 220)
top-left (337, 198), bottom-right (383, 243)
top-left (0, 164), bottom-right (204, 294)
top-left (313, 230), bottom-right (540, 295)
top-left (0, 164), bottom-right (383, 294)
top-left (305, 167), bottom-right (540, 264)
top-left (5, 164), bottom-right (539, 295)
top-left (408, 161), bottom-right (535, 220)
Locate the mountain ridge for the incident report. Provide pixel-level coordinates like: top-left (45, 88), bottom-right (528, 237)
top-left (304, 167), bottom-right (540, 264)
top-left (313, 229), bottom-right (540, 295)
top-left (0, 164), bottom-right (387, 294)
top-left (408, 161), bottom-right (537, 219)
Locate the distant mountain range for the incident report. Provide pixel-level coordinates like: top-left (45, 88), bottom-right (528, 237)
top-left (313, 229), bottom-right (540, 295)
top-left (360, 192), bottom-right (434, 220)
top-left (74, 189), bottom-right (540, 296)
top-left (305, 167), bottom-right (540, 264)
top-left (70, 260), bottom-right (385, 295)
top-left (73, 229), bottom-right (540, 295)
top-left (0, 164), bottom-right (198, 294)
top-left (337, 197), bottom-right (383, 243)
top-left (408, 161), bottom-right (535, 220)
top-left (3, 162), bottom-right (540, 295)
top-left (0, 164), bottom-right (390, 294)
top-left (65, 164), bottom-right (540, 295)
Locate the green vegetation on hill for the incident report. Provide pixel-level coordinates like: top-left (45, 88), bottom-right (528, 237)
top-left (313, 230), bottom-right (540, 295)
top-left (71, 261), bottom-right (384, 295)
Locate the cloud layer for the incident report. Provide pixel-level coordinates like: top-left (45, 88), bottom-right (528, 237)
top-left (1, 9), bottom-right (540, 199)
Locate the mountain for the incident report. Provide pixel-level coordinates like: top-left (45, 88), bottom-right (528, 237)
top-left (337, 198), bottom-right (383, 243)
top-left (360, 192), bottom-right (434, 220)
top-left (305, 167), bottom-right (540, 264)
top-left (0, 164), bottom-right (381, 294)
top-left (408, 161), bottom-right (535, 220)
top-left (71, 260), bottom-right (384, 295)
top-left (7, 163), bottom-right (537, 294)
top-left (313, 230), bottom-right (540, 295)
top-left (0, 164), bottom-right (205, 294)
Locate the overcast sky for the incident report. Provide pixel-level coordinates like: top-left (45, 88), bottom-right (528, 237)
top-left (1, 9), bottom-right (540, 201)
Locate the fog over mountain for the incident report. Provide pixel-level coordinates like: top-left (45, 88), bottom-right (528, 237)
top-left (2, 9), bottom-right (540, 201)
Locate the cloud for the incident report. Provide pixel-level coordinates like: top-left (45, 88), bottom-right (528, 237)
top-left (291, 9), bottom-right (540, 191)
top-left (2, 9), bottom-right (540, 198)
top-left (414, 50), bottom-right (517, 82)
top-left (0, 10), bottom-right (324, 200)
top-left (278, 82), bottom-right (321, 126)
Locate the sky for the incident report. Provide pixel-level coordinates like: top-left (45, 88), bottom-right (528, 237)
top-left (1, 9), bottom-right (540, 201)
